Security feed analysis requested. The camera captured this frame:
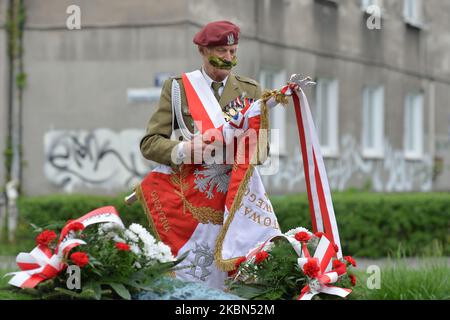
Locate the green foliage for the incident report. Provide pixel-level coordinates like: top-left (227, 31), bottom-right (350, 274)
top-left (6, 0), bottom-right (26, 59)
top-left (3, 143), bottom-right (13, 182)
top-left (1, 192), bottom-right (448, 258)
top-left (228, 240), bottom-right (307, 300)
top-left (271, 192), bottom-right (450, 258)
top-left (16, 72), bottom-right (27, 89)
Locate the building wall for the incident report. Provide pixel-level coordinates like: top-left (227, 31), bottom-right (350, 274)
top-left (10, 0), bottom-right (450, 195)
top-left (257, 0), bottom-right (449, 193)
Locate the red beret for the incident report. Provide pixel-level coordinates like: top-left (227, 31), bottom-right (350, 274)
top-left (193, 20), bottom-right (240, 47)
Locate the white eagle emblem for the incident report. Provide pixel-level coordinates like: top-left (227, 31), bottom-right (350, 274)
top-left (227, 33), bottom-right (235, 45)
top-left (194, 164), bottom-right (232, 199)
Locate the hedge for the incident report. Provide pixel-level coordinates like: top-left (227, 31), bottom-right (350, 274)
top-left (2, 192), bottom-right (449, 258)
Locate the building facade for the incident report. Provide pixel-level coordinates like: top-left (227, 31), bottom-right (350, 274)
top-left (0, 0), bottom-right (449, 196)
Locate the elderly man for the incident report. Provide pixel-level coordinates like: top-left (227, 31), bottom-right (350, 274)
top-left (137, 21), bottom-right (281, 290)
top-left (140, 20), bottom-right (263, 166)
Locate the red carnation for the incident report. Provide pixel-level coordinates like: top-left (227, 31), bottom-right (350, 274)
top-left (344, 256), bottom-right (357, 267)
top-left (294, 231), bottom-right (311, 242)
top-left (349, 274), bottom-right (357, 286)
top-left (332, 259), bottom-right (347, 275)
top-left (70, 252), bottom-right (89, 267)
top-left (115, 242), bottom-right (130, 251)
top-left (255, 251), bottom-right (269, 264)
top-left (68, 222), bottom-right (85, 232)
top-left (314, 232), bottom-right (325, 238)
top-left (235, 257), bottom-right (247, 269)
top-left (333, 243), bottom-right (339, 253)
top-left (303, 260), bottom-right (320, 278)
top-left (332, 259), bottom-right (345, 269)
top-left (36, 230), bottom-right (57, 246)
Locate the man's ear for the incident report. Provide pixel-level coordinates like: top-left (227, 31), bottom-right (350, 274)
top-left (198, 46), bottom-right (207, 56)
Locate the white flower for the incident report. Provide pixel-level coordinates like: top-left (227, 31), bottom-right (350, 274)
top-left (143, 242), bottom-right (159, 259)
top-left (133, 261), bottom-right (142, 269)
top-left (100, 222), bottom-right (120, 233)
top-left (130, 244), bottom-right (141, 255)
top-left (129, 223), bottom-right (156, 247)
top-left (284, 226), bottom-right (312, 237)
top-left (155, 242), bottom-right (175, 262)
top-left (124, 229), bottom-right (139, 242)
top-left (113, 235), bottom-right (125, 243)
top-left (127, 223), bottom-right (175, 263)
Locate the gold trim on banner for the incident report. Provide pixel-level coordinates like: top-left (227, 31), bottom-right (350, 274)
top-left (214, 97), bottom-right (270, 272)
top-left (134, 184), bottom-right (162, 242)
top-left (171, 165), bottom-right (224, 225)
top-left (135, 184), bottom-right (180, 279)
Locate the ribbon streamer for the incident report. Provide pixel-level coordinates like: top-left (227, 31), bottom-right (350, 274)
top-left (288, 81), bottom-right (343, 259)
top-left (297, 236), bottom-right (351, 300)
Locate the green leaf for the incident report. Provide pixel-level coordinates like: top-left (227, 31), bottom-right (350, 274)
top-left (83, 282), bottom-right (102, 300)
top-left (229, 285), bottom-right (267, 299)
top-left (109, 283), bottom-right (131, 300)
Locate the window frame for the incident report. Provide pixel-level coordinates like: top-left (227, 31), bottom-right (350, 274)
top-left (403, 0), bottom-right (424, 29)
top-left (404, 92), bottom-right (424, 160)
top-left (361, 86), bottom-right (385, 159)
top-left (315, 78), bottom-right (339, 158)
top-left (259, 69), bottom-right (288, 157)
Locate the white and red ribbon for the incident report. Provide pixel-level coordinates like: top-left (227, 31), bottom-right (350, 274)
top-left (288, 85), bottom-right (343, 259)
top-left (297, 236), bottom-right (351, 300)
top-left (6, 206), bottom-right (123, 288)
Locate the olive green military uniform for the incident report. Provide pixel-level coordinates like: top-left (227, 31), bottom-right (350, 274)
top-left (140, 72), bottom-right (263, 166)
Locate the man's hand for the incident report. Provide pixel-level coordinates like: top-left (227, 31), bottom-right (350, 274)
top-left (187, 134), bottom-right (209, 164)
top-left (177, 134), bottom-right (224, 164)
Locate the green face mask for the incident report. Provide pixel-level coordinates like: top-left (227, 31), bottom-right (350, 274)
top-left (208, 55), bottom-right (238, 70)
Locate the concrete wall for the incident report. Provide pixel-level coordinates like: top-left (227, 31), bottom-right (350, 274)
top-left (9, 0), bottom-right (450, 195)
top-left (256, 0), bottom-right (449, 193)
top-left (426, 1), bottom-right (450, 191)
top-left (0, 0), bottom-right (8, 187)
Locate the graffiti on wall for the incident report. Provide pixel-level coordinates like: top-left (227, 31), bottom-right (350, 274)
top-left (44, 129), bottom-right (152, 192)
top-left (262, 134), bottom-right (433, 192)
top-left (44, 130), bottom-right (434, 193)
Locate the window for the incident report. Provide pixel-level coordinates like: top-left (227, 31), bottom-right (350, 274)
top-left (404, 93), bottom-right (424, 159)
top-left (259, 70), bottom-right (287, 156)
top-left (362, 86), bottom-right (384, 158)
top-left (403, 0), bottom-right (423, 28)
top-left (361, 0), bottom-right (383, 15)
top-left (314, 78), bottom-right (339, 157)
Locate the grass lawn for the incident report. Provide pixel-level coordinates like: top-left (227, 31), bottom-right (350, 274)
top-left (0, 257), bottom-right (448, 300)
top-left (349, 258), bottom-right (450, 300)
top-left (0, 269), bottom-right (36, 300)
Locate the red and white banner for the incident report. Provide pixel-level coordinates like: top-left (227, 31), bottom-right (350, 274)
top-left (137, 71), bottom-right (343, 289)
top-left (137, 70), bottom-right (281, 289)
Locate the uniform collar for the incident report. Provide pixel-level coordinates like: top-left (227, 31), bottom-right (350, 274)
top-left (201, 67), bottom-right (228, 88)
